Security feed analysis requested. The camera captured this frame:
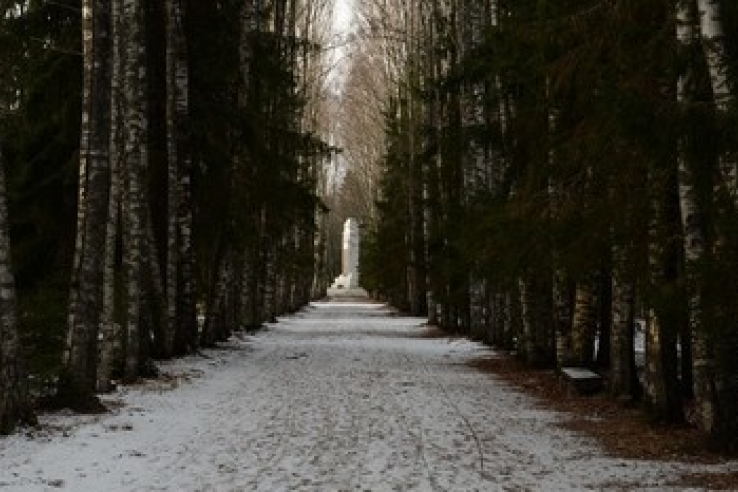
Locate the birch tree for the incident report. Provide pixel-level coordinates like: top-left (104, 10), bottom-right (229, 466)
top-left (695, 0), bottom-right (736, 200)
top-left (121, 0), bottom-right (148, 382)
top-left (60, 0), bottom-right (111, 408)
top-left (97, 0), bottom-right (123, 393)
top-left (166, 0), bottom-right (197, 356)
top-left (678, 0), bottom-right (738, 451)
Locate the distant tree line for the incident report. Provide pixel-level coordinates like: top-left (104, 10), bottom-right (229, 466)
top-left (0, 0), bottom-right (336, 433)
top-left (356, 0), bottom-right (738, 453)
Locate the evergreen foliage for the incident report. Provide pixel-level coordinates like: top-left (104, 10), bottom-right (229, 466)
top-left (0, 0), bottom-right (334, 428)
top-left (1, 0), bottom-right (81, 382)
top-left (2, 0), bottom-right (738, 455)
top-left (360, 0), bottom-right (738, 452)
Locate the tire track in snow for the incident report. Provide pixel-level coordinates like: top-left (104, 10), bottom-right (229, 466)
top-left (412, 353), bottom-right (486, 481)
top-left (387, 359), bottom-right (441, 492)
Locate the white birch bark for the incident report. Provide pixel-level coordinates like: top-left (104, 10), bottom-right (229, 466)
top-left (696, 0), bottom-right (732, 109)
top-left (122, 0), bottom-right (147, 382)
top-left (97, 0), bottom-right (123, 393)
top-left (695, 0), bottom-right (737, 203)
top-left (678, 0), bottom-right (717, 434)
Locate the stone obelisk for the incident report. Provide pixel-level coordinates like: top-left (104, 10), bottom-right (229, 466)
top-left (329, 217), bottom-right (362, 292)
top-left (342, 218), bottom-right (359, 288)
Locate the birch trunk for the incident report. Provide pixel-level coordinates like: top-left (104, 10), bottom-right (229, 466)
top-left (644, 165), bottom-right (684, 422)
top-left (677, 0), bottom-right (720, 440)
top-left (406, 0), bottom-right (427, 317)
top-left (166, 0), bottom-right (197, 357)
top-left (122, 0), bottom-right (147, 382)
top-left (695, 1), bottom-right (730, 107)
top-left (61, 0), bottom-right (111, 407)
top-left (695, 0), bottom-right (736, 202)
top-left (678, 155), bottom-right (715, 433)
top-left (97, 0), bottom-right (123, 393)
top-left (686, 0), bottom-right (738, 450)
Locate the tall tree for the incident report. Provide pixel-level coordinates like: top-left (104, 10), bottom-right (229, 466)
top-left (121, 0), bottom-right (149, 382)
top-left (679, 0), bottom-right (738, 452)
top-left (97, 0), bottom-right (124, 392)
top-left (166, 0), bottom-right (197, 356)
top-left (59, 0), bottom-right (111, 409)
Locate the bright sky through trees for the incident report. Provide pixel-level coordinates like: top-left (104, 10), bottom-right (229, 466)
top-left (332, 0), bottom-right (354, 32)
top-left (325, 0), bottom-right (356, 191)
top-left (329, 0), bottom-right (355, 93)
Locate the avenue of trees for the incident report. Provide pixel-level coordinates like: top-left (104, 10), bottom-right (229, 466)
top-left (2, 0), bottom-right (738, 459)
top-left (347, 0), bottom-right (738, 452)
top-left (0, 0), bottom-right (337, 432)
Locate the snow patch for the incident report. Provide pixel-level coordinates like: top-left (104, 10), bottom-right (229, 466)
top-left (1, 301), bottom-right (735, 491)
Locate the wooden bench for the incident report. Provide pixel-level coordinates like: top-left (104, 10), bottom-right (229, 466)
top-left (560, 367), bottom-right (603, 395)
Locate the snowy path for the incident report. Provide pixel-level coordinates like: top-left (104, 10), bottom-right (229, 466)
top-left (1, 300), bottom-right (735, 491)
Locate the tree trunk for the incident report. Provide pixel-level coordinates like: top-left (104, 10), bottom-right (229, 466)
top-left (263, 243), bottom-right (278, 324)
top-left (122, 0), bottom-right (148, 383)
top-left (677, 0), bottom-right (728, 446)
top-left (553, 268), bottom-right (573, 368)
top-left (595, 268), bottom-right (612, 369)
top-left (60, 0), bottom-right (111, 408)
top-left (610, 244), bottom-right (640, 401)
top-left (519, 275), bottom-right (554, 367)
top-left (166, 0), bottom-right (197, 357)
top-left (695, 0), bottom-right (736, 203)
top-left (644, 163), bottom-right (684, 423)
top-left (97, 0), bottom-right (123, 393)
top-left (694, 0), bottom-right (738, 452)
top-left (570, 277), bottom-right (597, 367)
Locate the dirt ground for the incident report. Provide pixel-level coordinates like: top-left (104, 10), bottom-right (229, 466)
top-left (468, 354), bottom-right (738, 490)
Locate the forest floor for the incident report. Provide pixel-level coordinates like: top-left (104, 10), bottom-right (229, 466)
top-left (467, 351), bottom-right (738, 490)
top-left (1, 298), bottom-right (737, 491)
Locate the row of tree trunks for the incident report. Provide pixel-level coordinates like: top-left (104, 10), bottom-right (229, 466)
top-left (51, 0), bottom-right (329, 412)
top-left (0, 0), bottom-right (333, 431)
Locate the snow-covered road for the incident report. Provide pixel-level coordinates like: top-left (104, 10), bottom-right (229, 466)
top-left (0, 300), bottom-right (735, 491)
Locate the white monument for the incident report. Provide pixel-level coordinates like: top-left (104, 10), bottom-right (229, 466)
top-left (329, 218), bottom-right (361, 291)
